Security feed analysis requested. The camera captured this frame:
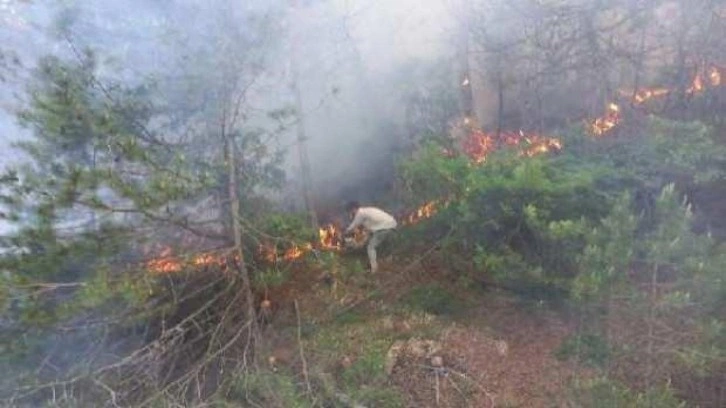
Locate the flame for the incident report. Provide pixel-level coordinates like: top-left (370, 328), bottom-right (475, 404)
top-left (461, 128), bottom-right (496, 163)
top-left (259, 244), bottom-right (278, 263)
top-left (283, 243), bottom-right (312, 261)
top-left (708, 67), bottom-right (721, 86)
top-left (621, 87), bottom-right (670, 105)
top-left (687, 74), bottom-right (704, 94)
top-left (146, 248), bottom-right (232, 275)
top-left (257, 242), bottom-right (313, 263)
top-left (401, 200), bottom-right (445, 226)
top-left (459, 126), bottom-right (562, 163)
top-left (319, 224), bottom-right (341, 250)
top-left (148, 126), bottom-right (559, 272)
top-left (252, 200), bottom-right (452, 265)
top-left (592, 64), bottom-right (724, 136)
top-left (591, 103), bottom-right (621, 136)
top-left (148, 63), bottom-right (725, 272)
top-left (520, 135), bottom-right (563, 157)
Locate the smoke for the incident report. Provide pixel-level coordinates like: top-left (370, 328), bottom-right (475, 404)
top-left (285, 0), bottom-right (453, 210)
top-left (0, 3), bottom-right (457, 382)
top-left (1, 0), bottom-right (456, 219)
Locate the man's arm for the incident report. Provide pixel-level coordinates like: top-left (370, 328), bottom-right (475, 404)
top-left (344, 211), bottom-right (364, 234)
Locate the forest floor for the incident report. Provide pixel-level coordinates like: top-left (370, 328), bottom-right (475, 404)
top-left (254, 248), bottom-right (596, 408)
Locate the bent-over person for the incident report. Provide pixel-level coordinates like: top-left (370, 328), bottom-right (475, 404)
top-left (343, 201), bottom-right (397, 273)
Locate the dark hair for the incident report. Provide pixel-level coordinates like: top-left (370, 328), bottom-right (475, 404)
top-left (345, 201), bottom-right (360, 213)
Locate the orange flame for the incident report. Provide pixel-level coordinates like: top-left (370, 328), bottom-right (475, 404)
top-left (251, 200), bottom-right (451, 265)
top-left (621, 87), bottom-right (670, 105)
top-left (591, 103), bottom-right (621, 136)
top-left (257, 242), bottom-right (313, 263)
top-left (687, 74), bottom-right (704, 94)
top-left (592, 64), bottom-right (724, 136)
top-left (459, 127), bottom-right (562, 163)
top-left (283, 243), bottom-right (312, 261)
top-left (518, 134), bottom-right (563, 157)
top-left (146, 248), bottom-right (232, 275)
top-left (708, 66), bottom-right (721, 86)
top-left (318, 224), bottom-right (341, 250)
top-left (148, 64), bottom-right (725, 272)
top-left (401, 200), bottom-right (450, 226)
top-left (462, 128), bottom-right (496, 163)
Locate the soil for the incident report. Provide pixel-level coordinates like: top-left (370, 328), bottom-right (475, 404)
top-left (257, 252), bottom-right (595, 408)
top-left (388, 296), bottom-right (593, 408)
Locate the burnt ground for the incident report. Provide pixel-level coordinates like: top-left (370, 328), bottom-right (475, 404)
top-left (255, 250), bottom-right (595, 408)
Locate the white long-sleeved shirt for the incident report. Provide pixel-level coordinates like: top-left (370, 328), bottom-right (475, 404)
top-left (345, 207), bottom-right (398, 233)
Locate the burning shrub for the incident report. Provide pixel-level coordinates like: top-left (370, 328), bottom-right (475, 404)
top-left (400, 143), bottom-right (608, 294)
top-left (399, 121), bottom-right (726, 404)
top-left (399, 115), bottom-right (726, 295)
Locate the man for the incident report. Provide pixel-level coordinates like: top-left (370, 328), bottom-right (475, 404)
top-left (343, 201), bottom-right (398, 273)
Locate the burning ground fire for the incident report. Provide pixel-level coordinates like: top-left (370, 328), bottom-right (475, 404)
top-left (147, 65), bottom-right (723, 273)
top-left (459, 126), bottom-right (563, 164)
top-left (591, 64), bottom-right (724, 136)
top-left (147, 127), bottom-right (560, 273)
top-left (247, 125), bottom-right (564, 267)
top-left (591, 103), bottom-right (621, 136)
top-left (146, 248), bottom-right (233, 275)
top-left (146, 200), bottom-right (446, 273)
top-left (255, 201), bottom-right (444, 265)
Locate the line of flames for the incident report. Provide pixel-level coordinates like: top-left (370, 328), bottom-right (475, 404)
top-left (458, 128), bottom-right (563, 164)
top-left (146, 64), bottom-right (724, 273)
top-left (591, 64), bottom-right (723, 136)
top-left (146, 248), bottom-right (239, 275)
top-left (146, 127), bottom-right (563, 273)
top-left (249, 125), bottom-right (564, 266)
top-left (147, 203), bottom-right (445, 274)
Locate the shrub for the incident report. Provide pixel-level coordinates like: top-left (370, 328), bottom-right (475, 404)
top-left (555, 333), bottom-right (612, 368)
top-left (570, 377), bottom-right (685, 408)
top-left (401, 283), bottom-right (463, 315)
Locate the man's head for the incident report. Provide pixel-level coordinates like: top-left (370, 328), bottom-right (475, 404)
top-left (345, 201), bottom-right (360, 218)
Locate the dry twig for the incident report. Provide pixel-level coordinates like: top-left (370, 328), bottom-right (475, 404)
top-left (294, 300), bottom-right (314, 401)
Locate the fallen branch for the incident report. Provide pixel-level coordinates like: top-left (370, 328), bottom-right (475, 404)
top-left (294, 300), bottom-right (313, 400)
top-left (334, 392), bottom-right (368, 408)
top-left (93, 378), bottom-right (120, 408)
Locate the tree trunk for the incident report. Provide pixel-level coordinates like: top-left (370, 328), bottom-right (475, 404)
top-left (496, 69), bottom-right (504, 139)
top-left (290, 0), bottom-right (319, 231)
top-left (457, 0), bottom-right (475, 124)
top-left (226, 132), bottom-right (258, 339)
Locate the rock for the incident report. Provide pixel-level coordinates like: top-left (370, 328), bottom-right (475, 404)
top-left (431, 355), bottom-right (444, 367)
top-left (407, 339), bottom-right (441, 358)
top-left (384, 338), bottom-right (442, 376)
top-left (267, 355), bottom-right (278, 372)
top-left (385, 340), bottom-right (406, 376)
top-left (495, 340), bottom-right (509, 356)
top-left (340, 355), bottom-right (353, 369)
top-left (393, 320), bottom-right (412, 333)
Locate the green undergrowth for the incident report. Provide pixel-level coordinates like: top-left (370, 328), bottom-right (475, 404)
top-left (555, 333), bottom-right (612, 368)
top-left (305, 306), bottom-right (447, 407)
top-left (399, 282), bottom-right (468, 315)
top-left (569, 377), bottom-right (686, 408)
